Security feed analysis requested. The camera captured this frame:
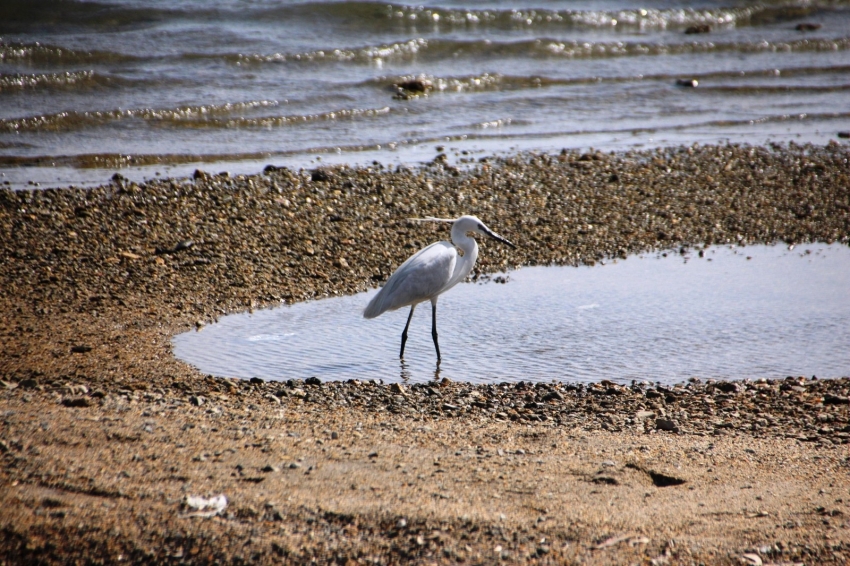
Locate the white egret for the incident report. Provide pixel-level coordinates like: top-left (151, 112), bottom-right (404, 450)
top-left (363, 215), bottom-right (515, 360)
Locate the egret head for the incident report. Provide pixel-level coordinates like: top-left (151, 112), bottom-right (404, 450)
top-left (410, 215), bottom-right (516, 248)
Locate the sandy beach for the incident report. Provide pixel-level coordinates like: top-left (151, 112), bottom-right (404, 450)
top-left (1, 143), bottom-right (849, 564)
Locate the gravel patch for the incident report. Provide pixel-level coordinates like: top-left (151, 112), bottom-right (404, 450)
top-left (2, 143), bottom-right (849, 564)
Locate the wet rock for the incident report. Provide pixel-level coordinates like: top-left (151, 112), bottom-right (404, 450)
top-left (676, 79), bottom-right (699, 88)
top-left (684, 24), bottom-right (711, 34)
top-left (394, 79), bottom-right (433, 94)
top-left (795, 23), bottom-right (822, 31)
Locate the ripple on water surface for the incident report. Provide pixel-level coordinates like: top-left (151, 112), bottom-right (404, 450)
top-left (173, 244), bottom-right (850, 385)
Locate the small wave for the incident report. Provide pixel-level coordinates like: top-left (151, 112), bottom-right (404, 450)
top-left (0, 102), bottom-right (391, 133)
top-left (696, 84), bottom-right (850, 94)
top-left (0, 70), bottom-right (121, 92)
top-left (381, 3), bottom-right (783, 31)
top-left (167, 106), bottom-right (392, 129)
top-left (230, 38), bottom-right (429, 66)
top-left (686, 110), bottom-right (850, 129)
top-left (0, 40), bottom-right (139, 65)
top-left (227, 35), bottom-right (850, 69)
top-left (535, 36), bottom-right (850, 59)
top-left (0, 100), bottom-right (279, 133)
top-left (0, 70), bottom-right (184, 94)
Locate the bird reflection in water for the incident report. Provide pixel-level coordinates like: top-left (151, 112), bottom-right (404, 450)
top-left (398, 359), bottom-right (442, 383)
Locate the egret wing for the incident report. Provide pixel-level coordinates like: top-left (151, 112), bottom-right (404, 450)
top-left (363, 242), bottom-right (456, 318)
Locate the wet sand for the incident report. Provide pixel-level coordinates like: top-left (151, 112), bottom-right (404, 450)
top-left (1, 143), bottom-right (849, 564)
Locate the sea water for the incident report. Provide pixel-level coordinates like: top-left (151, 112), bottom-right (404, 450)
top-left (2, 0), bottom-right (850, 189)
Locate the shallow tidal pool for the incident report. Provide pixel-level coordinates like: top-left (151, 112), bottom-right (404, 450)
top-left (173, 244), bottom-right (850, 385)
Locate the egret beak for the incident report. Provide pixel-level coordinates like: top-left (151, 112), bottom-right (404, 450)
top-left (478, 223), bottom-right (516, 249)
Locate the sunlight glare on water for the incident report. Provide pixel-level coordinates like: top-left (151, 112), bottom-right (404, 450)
top-left (172, 244), bottom-right (850, 385)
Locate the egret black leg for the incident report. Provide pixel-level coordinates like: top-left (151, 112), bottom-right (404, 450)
top-left (400, 305), bottom-right (416, 359)
top-left (431, 302), bottom-right (441, 361)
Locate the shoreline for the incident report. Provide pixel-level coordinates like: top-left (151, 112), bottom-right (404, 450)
top-left (2, 142), bottom-right (849, 564)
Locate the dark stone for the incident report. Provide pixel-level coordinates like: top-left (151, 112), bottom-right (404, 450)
top-left (795, 23), bottom-right (822, 31)
top-left (676, 79), bottom-right (699, 88)
top-left (715, 381), bottom-right (740, 393)
top-left (824, 394), bottom-right (850, 405)
top-left (684, 24), bottom-right (711, 34)
top-left (311, 169), bottom-right (331, 182)
top-left (249, 377), bottom-right (264, 384)
top-left (542, 391), bottom-right (564, 402)
top-left (62, 397), bottom-right (92, 408)
top-left (395, 79), bottom-right (432, 93)
top-left (71, 345), bottom-right (92, 353)
top-left (305, 377), bottom-right (322, 386)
